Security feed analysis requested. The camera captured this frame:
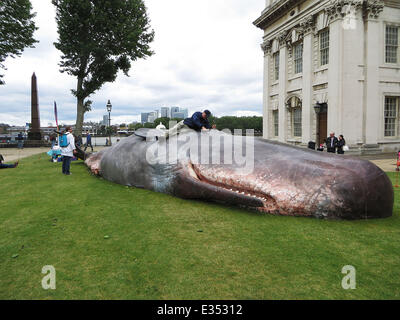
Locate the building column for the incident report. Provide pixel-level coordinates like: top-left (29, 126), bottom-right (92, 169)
top-left (261, 41), bottom-right (272, 139)
top-left (326, 15), bottom-right (343, 137)
top-left (341, 3), bottom-right (365, 146)
top-left (278, 39), bottom-right (288, 143)
top-left (364, 5), bottom-right (384, 145)
top-left (301, 31), bottom-right (313, 144)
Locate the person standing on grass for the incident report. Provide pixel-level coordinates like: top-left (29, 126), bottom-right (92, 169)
top-left (60, 127), bottom-right (77, 175)
top-left (84, 130), bottom-right (94, 152)
top-left (0, 154), bottom-right (19, 169)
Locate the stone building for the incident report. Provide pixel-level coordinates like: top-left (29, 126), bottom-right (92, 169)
top-left (254, 0), bottom-right (400, 153)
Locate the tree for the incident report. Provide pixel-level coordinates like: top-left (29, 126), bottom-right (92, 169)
top-left (132, 122), bottom-right (144, 130)
top-left (153, 117), bottom-right (172, 129)
top-left (213, 116), bottom-right (263, 134)
top-left (0, 0), bottom-right (38, 84)
top-left (52, 0), bottom-right (155, 136)
top-left (143, 122), bottom-right (156, 129)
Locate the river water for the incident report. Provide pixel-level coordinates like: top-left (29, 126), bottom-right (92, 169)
top-left (82, 136), bottom-right (128, 146)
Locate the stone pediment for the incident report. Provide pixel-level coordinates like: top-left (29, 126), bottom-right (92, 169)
top-left (254, 0), bottom-right (304, 30)
top-left (254, 0), bottom-right (386, 30)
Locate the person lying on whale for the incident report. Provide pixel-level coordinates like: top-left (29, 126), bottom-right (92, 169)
top-left (184, 110), bottom-right (216, 131)
top-left (165, 110), bottom-right (216, 138)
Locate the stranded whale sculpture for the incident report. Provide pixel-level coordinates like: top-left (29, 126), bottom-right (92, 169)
top-left (85, 129), bottom-right (393, 220)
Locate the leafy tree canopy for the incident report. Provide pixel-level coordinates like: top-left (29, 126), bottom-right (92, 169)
top-left (52, 0), bottom-right (155, 135)
top-left (141, 116), bottom-right (263, 133)
top-left (0, 0), bottom-right (38, 84)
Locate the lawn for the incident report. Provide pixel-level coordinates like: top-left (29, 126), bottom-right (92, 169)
top-left (0, 153), bottom-right (399, 299)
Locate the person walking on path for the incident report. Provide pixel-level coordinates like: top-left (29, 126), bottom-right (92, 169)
top-left (325, 132), bottom-right (338, 153)
top-left (84, 130), bottom-right (94, 152)
top-left (60, 127), bottom-right (76, 175)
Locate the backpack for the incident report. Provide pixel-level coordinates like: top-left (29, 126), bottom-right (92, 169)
top-left (59, 134), bottom-right (69, 148)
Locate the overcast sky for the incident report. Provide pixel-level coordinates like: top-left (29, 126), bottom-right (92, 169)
top-left (0, 0), bottom-right (265, 126)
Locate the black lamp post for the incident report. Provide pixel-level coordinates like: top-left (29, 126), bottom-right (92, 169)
top-left (106, 100), bottom-right (112, 146)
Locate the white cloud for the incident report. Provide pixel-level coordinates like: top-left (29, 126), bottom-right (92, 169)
top-left (0, 0), bottom-right (265, 126)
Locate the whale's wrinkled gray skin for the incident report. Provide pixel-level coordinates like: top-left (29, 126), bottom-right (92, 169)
top-left (85, 129), bottom-right (393, 220)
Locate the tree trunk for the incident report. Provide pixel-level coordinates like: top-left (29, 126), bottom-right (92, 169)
top-left (75, 98), bottom-right (85, 137)
top-left (75, 76), bottom-right (84, 136)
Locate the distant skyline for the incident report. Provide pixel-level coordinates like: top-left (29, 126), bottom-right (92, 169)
top-left (0, 0), bottom-right (264, 126)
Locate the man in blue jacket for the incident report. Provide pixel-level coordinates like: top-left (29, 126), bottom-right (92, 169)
top-left (165, 110), bottom-right (215, 138)
top-left (183, 110), bottom-right (214, 131)
top-left (84, 130), bottom-right (94, 152)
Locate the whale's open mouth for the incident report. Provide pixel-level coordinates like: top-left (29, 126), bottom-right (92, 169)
top-left (186, 162), bottom-right (281, 213)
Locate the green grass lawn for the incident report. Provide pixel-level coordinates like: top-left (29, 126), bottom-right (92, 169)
top-left (0, 153), bottom-right (399, 299)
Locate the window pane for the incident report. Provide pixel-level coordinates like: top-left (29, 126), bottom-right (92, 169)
top-left (294, 43), bottom-right (303, 74)
top-left (386, 26), bottom-right (398, 63)
top-left (386, 26), bottom-right (398, 45)
top-left (320, 29), bottom-right (329, 66)
top-left (384, 97), bottom-right (397, 137)
top-left (293, 107), bottom-right (302, 137)
top-left (273, 110), bottom-right (279, 136)
top-left (274, 52), bottom-right (280, 80)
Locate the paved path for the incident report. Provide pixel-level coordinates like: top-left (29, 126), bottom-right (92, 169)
top-left (1, 148), bottom-right (50, 163)
top-left (0, 147), bottom-right (105, 163)
top-left (347, 153), bottom-right (398, 172)
top-left (368, 159), bottom-right (398, 172)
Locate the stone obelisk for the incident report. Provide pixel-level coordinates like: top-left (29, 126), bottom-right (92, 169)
top-left (29, 72), bottom-right (41, 140)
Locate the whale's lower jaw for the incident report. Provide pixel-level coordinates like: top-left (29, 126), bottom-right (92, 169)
top-left (176, 163), bottom-right (394, 220)
top-left (174, 166), bottom-right (333, 219)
